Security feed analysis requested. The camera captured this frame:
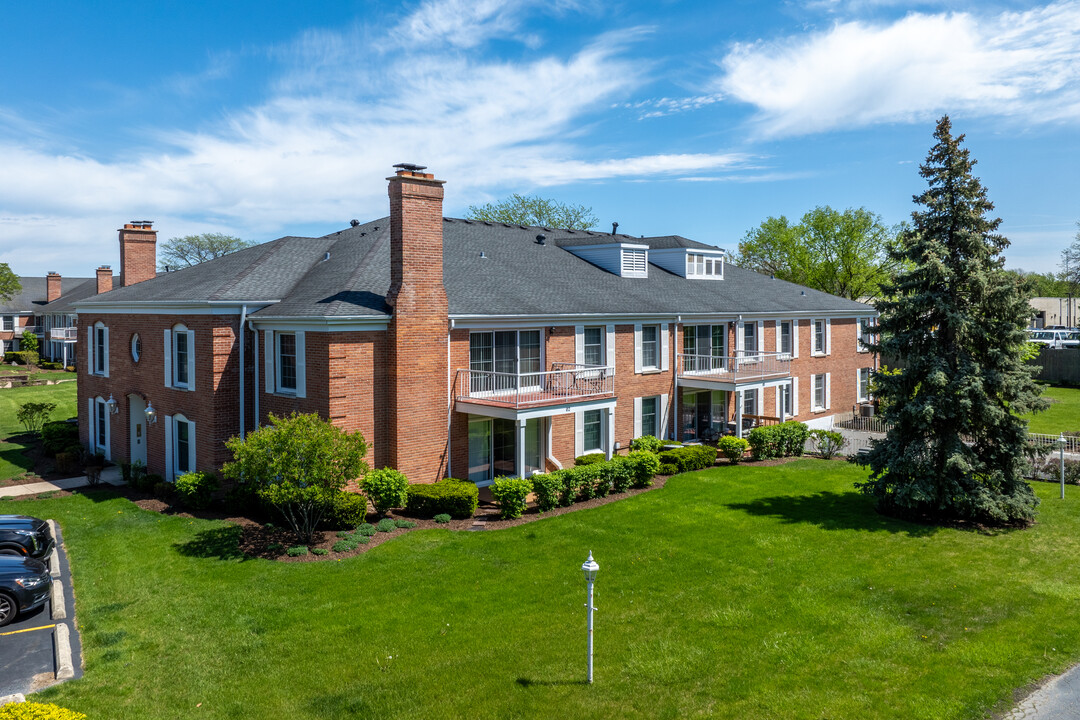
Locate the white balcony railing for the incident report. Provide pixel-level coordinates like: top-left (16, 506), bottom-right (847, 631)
top-left (678, 351), bottom-right (791, 384)
top-left (50, 327), bottom-right (79, 342)
top-left (456, 363), bottom-right (614, 409)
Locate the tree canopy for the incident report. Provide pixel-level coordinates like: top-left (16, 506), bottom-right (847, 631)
top-left (0, 263), bottom-right (20, 302)
top-left (466, 194), bottom-right (599, 230)
top-left (158, 233), bottom-right (254, 270)
top-left (856, 116), bottom-right (1046, 526)
top-left (734, 206), bottom-right (899, 300)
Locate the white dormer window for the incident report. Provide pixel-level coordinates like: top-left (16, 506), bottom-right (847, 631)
top-left (687, 253), bottom-right (723, 278)
top-left (621, 248), bottom-right (648, 277)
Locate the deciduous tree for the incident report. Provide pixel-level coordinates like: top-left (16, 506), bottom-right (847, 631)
top-left (856, 116), bottom-right (1046, 525)
top-left (158, 233), bottom-right (254, 270)
top-left (0, 263), bottom-right (20, 302)
top-left (466, 194), bottom-right (599, 230)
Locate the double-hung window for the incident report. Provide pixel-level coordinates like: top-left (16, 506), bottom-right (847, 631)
top-left (88, 321), bottom-right (109, 377)
top-left (813, 373), bottom-right (830, 411)
top-left (780, 384), bottom-right (793, 417)
top-left (858, 318), bottom-right (874, 352)
top-left (743, 322), bottom-right (757, 358)
top-left (174, 331), bottom-right (189, 386)
top-left (469, 330), bottom-right (543, 392)
top-left (640, 396), bottom-right (658, 438)
top-left (1, 316), bottom-right (12, 331)
top-left (165, 324), bottom-right (195, 390)
top-left (176, 419), bottom-right (191, 474)
top-left (277, 333), bottom-right (297, 392)
top-left (583, 327), bottom-right (604, 367)
top-left (858, 367), bottom-right (872, 402)
top-left (813, 320), bottom-right (826, 355)
top-left (780, 321), bottom-right (792, 355)
top-left (583, 409), bottom-right (604, 453)
top-left (96, 399), bottom-right (107, 449)
top-left (641, 325), bottom-right (658, 370)
top-left (742, 388), bottom-right (757, 416)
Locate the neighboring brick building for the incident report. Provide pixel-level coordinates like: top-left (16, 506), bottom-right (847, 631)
top-left (1, 272), bottom-right (108, 364)
top-left (75, 165), bottom-right (877, 485)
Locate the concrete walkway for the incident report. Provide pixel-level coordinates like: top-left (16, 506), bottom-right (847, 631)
top-left (1003, 665), bottom-right (1080, 719)
top-left (0, 466), bottom-right (124, 498)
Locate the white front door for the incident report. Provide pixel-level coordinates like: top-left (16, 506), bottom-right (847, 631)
top-left (128, 395), bottom-right (147, 466)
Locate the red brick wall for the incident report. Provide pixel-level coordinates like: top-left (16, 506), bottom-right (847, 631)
top-left (118, 224), bottom-right (157, 287)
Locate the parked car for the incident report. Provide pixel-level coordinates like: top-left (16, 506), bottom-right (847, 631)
top-left (1028, 330), bottom-right (1080, 349)
top-left (0, 555), bottom-right (50, 627)
top-left (0, 515), bottom-right (54, 559)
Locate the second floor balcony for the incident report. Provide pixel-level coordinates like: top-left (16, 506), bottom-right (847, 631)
top-left (455, 362), bottom-right (615, 411)
top-left (678, 350), bottom-right (791, 388)
top-left (49, 327), bottom-right (79, 342)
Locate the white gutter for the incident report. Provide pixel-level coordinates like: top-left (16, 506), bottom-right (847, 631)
top-left (239, 304), bottom-right (248, 438)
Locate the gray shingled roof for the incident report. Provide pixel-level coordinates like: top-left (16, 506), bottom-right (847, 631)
top-left (2, 277), bottom-right (95, 314)
top-left (76, 218), bottom-right (873, 318)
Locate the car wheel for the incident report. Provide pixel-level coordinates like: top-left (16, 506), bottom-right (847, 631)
top-left (0, 593), bottom-right (16, 628)
top-left (0, 548), bottom-right (22, 556)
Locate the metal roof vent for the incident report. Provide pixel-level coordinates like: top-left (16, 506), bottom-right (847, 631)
top-left (324, 252), bottom-right (331, 261)
top-left (801, 290), bottom-right (807, 296)
top-left (535, 234), bottom-right (546, 245)
top-left (350, 219), bottom-right (360, 227)
top-left (479, 251), bottom-right (488, 259)
top-left (612, 221), bottom-right (619, 235)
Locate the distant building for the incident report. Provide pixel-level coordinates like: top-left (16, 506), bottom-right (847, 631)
top-left (1029, 297), bottom-right (1079, 329)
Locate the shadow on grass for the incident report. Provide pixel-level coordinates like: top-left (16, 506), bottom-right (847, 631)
top-left (516, 677), bottom-right (589, 688)
top-left (174, 525), bottom-right (247, 561)
top-left (724, 490), bottom-right (940, 537)
top-left (0, 442), bottom-right (34, 476)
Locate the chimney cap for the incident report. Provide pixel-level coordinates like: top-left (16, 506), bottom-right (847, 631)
top-left (393, 163), bottom-right (427, 172)
top-left (47, 271), bottom-right (60, 276)
top-left (98, 265), bottom-right (111, 270)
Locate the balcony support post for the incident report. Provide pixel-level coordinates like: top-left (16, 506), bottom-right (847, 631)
top-left (736, 389), bottom-right (744, 439)
top-left (516, 417), bottom-right (527, 479)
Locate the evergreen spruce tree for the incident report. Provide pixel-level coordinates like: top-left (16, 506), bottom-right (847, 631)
top-left (857, 116), bottom-right (1047, 525)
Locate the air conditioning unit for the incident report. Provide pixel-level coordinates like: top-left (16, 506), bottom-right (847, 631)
top-left (859, 403), bottom-right (875, 418)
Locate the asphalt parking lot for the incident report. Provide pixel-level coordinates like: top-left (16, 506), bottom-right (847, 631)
top-left (0, 521), bottom-right (82, 697)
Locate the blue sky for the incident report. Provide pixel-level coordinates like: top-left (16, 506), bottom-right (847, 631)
top-left (1, 0), bottom-right (1077, 277)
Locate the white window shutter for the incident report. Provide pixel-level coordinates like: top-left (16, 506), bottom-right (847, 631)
top-left (856, 368), bottom-right (862, 401)
top-left (104, 406), bottom-right (111, 461)
top-left (792, 319), bottom-right (799, 359)
top-left (633, 324), bottom-right (643, 374)
top-left (826, 319), bottom-right (832, 355)
top-left (295, 330), bottom-right (306, 398)
top-left (87, 398), bottom-right (94, 449)
top-left (826, 372), bottom-right (832, 410)
top-left (186, 330), bottom-right (195, 391)
top-left (775, 386), bottom-right (780, 417)
top-left (857, 318), bottom-right (863, 352)
top-left (735, 320), bottom-right (744, 354)
top-left (188, 419), bottom-right (196, 471)
top-left (660, 323), bottom-right (669, 371)
top-left (264, 330), bottom-right (275, 394)
top-left (756, 320), bottom-right (764, 353)
top-left (605, 324), bottom-right (615, 370)
top-left (575, 325), bottom-right (585, 365)
top-left (86, 327), bottom-right (93, 374)
top-left (633, 397), bottom-right (642, 437)
top-left (660, 393), bottom-right (669, 439)
top-left (574, 410), bottom-right (584, 457)
top-left (793, 378), bottom-right (799, 416)
top-left (775, 320), bottom-right (781, 353)
top-left (102, 327), bottom-right (109, 377)
top-left (164, 415), bottom-right (174, 482)
top-left (163, 329), bottom-right (172, 387)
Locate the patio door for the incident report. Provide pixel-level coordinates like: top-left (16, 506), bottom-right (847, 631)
top-left (468, 416), bottom-right (545, 484)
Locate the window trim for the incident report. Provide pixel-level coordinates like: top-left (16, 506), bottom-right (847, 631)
top-left (172, 324), bottom-right (191, 389)
top-left (858, 367), bottom-right (872, 403)
top-left (640, 325), bottom-right (659, 371)
top-left (582, 409), bottom-right (605, 455)
top-left (276, 332), bottom-right (298, 394)
top-left (583, 326), bottom-right (605, 367)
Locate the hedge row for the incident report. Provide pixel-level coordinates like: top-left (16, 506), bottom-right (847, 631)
top-left (529, 451), bottom-right (661, 513)
top-left (656, 444), bottom-right (716, 473)
top-left (405, 478), bottom-right (479, 519)
top-left (747, 421), bottom-right (810, 461)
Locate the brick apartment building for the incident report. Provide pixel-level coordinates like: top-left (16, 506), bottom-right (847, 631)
top-left (1, 271), bottom-right (109, 364)
top-left (75, 165), bottom-right (877, 485)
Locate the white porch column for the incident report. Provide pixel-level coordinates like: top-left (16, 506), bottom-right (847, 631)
top-left (780, 385), bottom-right (787, 423)
top-left (516, 418), bottom-right (527, 479)
top-left (735, 389), bottom-right (744, 439)
top-left (605, 407), bottom-right (615, 460)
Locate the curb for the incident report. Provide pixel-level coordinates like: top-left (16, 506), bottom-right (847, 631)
top-left (50, 579), bottom-right (66, 620)
top-left (0, 694), bottom-right (25, 707)
top-left (46, 519), bottom-right (58, 544)
top-left (54, 623), bottom-right (74, 680)
top-left (48, 548), bottom-right (60, 578)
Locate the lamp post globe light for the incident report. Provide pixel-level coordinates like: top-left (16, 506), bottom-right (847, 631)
top-left (1058, 433), bottom-right (1068, 500)
top-left (581, 551), bottom-right (599, 684)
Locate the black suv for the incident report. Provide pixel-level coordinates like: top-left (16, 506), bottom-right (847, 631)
top-left (0, 555), bottom-right (51, 627)
top-left (0, 515), bottom-right (54, 559)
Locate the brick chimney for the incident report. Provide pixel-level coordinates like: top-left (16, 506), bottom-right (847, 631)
top-left (46, 272), bottom-right (61, 303)
top-left (96, 265), bottom-right (113, 294)
top-left (385, 164), bottom-right (449, 482)
top-left (119, 221), bottom-right (157, 287)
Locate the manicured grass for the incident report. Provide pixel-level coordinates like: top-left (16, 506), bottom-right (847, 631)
top-left (1024, 385), bottom-right (1080, 435)
top-left (0, 382), bottom-right (77, 481)
top-left (12, 460), bottom-right (1080, 719)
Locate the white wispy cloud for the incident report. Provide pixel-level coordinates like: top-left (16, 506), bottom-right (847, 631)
top-left (618, 93), bottom-right (726, 119)
top-left (716, 1), bottom-right (1080, 136)
top-left (0, 4), bottom-right (741, 274)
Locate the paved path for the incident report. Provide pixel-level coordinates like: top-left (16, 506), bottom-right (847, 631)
top-left (0, 466), bottom-right (123, 499)
top-left (1003, 665), bottom-right (1080, 719)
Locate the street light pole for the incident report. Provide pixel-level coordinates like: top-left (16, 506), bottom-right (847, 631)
top-left (581, 551), bottom-right (599, 684)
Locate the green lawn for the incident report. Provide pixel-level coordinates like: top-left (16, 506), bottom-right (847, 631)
top-left (11, 460), bottom-right (1080, 719)
top-left (0, 382), bottom-right (77, 481)
top-left (1024, 385), bottom-right (1080, 435)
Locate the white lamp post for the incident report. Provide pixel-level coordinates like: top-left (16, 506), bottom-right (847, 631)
top-left (1058, 433), bottom-right (1068, 499)
top-left (581, 551), bottom-right (599, 684)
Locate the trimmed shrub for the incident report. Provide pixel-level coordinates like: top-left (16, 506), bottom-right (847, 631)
top-left (609, 457), bottom-right (635, 493)
top-left (376, 518), bottom-right (396, 533)
top-left (174, 471), bottom-right (219, 510)
top-left (312, 548), bottom-right (329, 556)
top-left (530, 472), bottom-right (561, 512)
top-left (777, 421), bottom-right (810, 457)
top-left (574, 453), bottom-right (607, 466)
top-left (41, 421), bottom-right (78, 457)
top-left (0, 701), bottom-right (87, 719)
top-left (809, 429), bottom-right (846, 459)
top-left (322, 491), bottom-right (368, 528)
top-left (152, 481), bottom-right (173, 499)
top-left (356, 523), bottom-right (377, 537)
top-left (405, 478), bottom-right (478, 519)
top-left (717, 436), bottom-right (750, 464)
top-left (394, 519), bottom-right (417, 529)
top-left (433, 513), bottom-right (451, 523)
top-left (657, 444), bottom-right (716, 472)
top-left (748, 421), bottom-right (810, 460)
top-left (629, 435), bottom-right (664, 454)
top-left (626, 450), bottom-right (661, 488)
top-left (286, 546), bottom-right (308, 557)
top-left (332, 539), bottom-right (358, 552)
top-left (3, 350), bottom-right (38, 366)
top-left (491, 476), bottom-right (532, 519)
top-left (362, 468), bottom-right (409, 515)
top-left (659, 462), bottom-right (678, 475)
top-left (267, 543), bottom-right (283, 552)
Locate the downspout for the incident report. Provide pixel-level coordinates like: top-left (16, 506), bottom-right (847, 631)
top-left (447, 319), bottom-right (453, 479)
top-left (673, 316), bottom-right (680, 441)
top-left (238, 305), bottom-right (248, 439)
top-left (248, 319), bottom-right (259, 430)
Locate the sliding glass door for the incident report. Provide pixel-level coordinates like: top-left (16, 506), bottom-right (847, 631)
top-left (467, 416), bottom-right (545, 484)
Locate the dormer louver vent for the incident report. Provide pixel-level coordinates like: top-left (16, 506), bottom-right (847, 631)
top-left (621, 249), bottom-right (647, 277)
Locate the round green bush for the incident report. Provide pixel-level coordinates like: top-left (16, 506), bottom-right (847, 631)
top-left (286, 546), bottom-right (308, 557)
top-left (375, 517), bottom-right (396, 533)
top-left (433, 513), bottom-right (451, 523)
top-left (174, 471), bottom-right (219, 510)
top-left (356, 523), bottom-right (377, 537)
top-left (362, 468), bottom-right (410, 515)
top-left (332, 539), bottom-right (357, 552)
top-left (312, 548), bottom-right (329, 556)
top-left (491, 476), bottom-right (532, 519)
top-left (717, 436), bottom-right (750, 464)
top-left (394, 519), bottom-right (417, 528)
